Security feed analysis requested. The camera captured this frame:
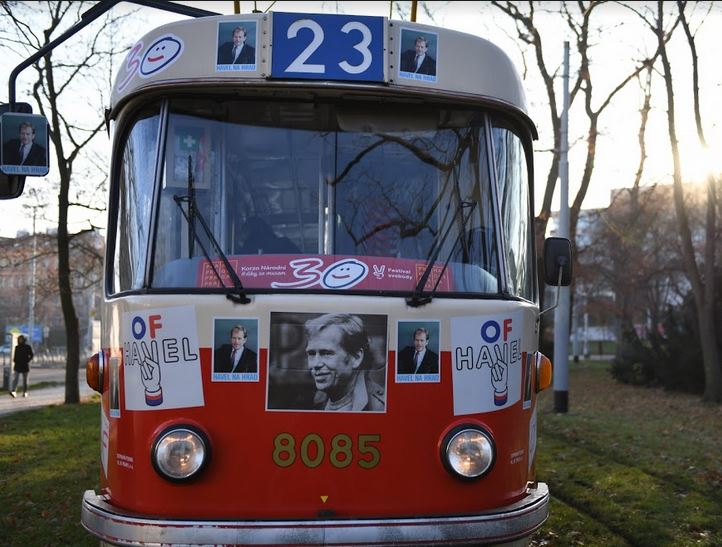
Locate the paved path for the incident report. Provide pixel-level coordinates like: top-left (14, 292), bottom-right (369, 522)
top-left (0, 365), bottom-right (96, 417)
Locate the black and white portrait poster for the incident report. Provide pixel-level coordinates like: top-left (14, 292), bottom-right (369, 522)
top-left (267, 312), bottom-right (388, 413)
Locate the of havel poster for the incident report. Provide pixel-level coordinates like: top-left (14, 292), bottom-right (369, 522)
top-left (450, 310), bottom-right (524, 415)
top-left (121, 306), bottom-right (204, 410)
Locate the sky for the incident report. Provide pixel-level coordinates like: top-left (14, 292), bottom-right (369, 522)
top-left (1, 1), bottom-right (720, 238)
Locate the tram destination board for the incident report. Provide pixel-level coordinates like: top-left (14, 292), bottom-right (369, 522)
top-left (271, 12), bottom-right (384, 82)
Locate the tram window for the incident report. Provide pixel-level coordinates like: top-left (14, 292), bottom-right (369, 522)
top-left (147, 98), bottom-right (503, 295)
top-left (111, 104), bottom-right (160, 293)
top-left (493, 124), bottom-right (533, 300)
top-left (333, 116), bottom-right (499, 287)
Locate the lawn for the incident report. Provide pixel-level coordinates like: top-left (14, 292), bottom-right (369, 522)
top-left (0, 362), bottom-right (720, 546)
top-left (531, 361), bottom-right (722, 546)
top-left (0, 398), bottom-right (100, 547)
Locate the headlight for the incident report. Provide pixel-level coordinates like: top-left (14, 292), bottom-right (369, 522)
top-left (152, 426), bottom-right (210, 482)
top-left (442, 426), bottom-right (495, 480)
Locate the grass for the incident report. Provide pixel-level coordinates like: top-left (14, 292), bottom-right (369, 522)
top-left (531, 361), bottom-right (722, 546)
top-left (1, 362), bottom-right (720, 546)
top-left (0, 398), bottom-right (100, 547)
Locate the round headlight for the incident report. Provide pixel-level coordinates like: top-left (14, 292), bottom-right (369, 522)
top-left (152, 426), bottom-right (209, 481)
top-left (442, 426), bottom-right (495, 480)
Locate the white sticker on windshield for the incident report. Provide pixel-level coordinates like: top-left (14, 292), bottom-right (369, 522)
top-left (451, 311), bottom-right (523, 415)
top-left (122, 306), bottom-right (204, 410)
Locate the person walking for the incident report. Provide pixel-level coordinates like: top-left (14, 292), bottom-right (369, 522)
top-left (10, 335), bottom-right (33, 398)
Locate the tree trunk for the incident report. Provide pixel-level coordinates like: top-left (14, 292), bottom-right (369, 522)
top-left (43, 45), bottom-right (81, 404)
top-left (657, 1), bottom-right (722, 402)
top-left (58, 180), bottom-right (80, 404)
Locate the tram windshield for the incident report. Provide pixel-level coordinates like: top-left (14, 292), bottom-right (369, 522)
top-left (113, 97), bottom-right (533, 298)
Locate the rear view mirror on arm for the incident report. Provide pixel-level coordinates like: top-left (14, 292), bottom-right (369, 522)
top-left (0, 173), bottom-right (25, 200)
top-left (543, 237), bottom-right (572, 286)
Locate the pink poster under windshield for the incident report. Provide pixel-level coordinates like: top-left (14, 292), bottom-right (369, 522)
top-left (197, 255), bottom-right (453, 292)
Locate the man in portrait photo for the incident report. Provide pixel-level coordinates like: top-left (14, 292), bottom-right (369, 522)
top-left (217, 24), bottom-right (256, 65)
top-left (397, 326), bottom-right (439, 375)
top-left (304, 313), bottom-right (385, 412)
top-left (399, 34), bottom-right (437, 76)
top-left (2, 120), bottom-right (46, 167)
top-left (214, 323), bottom-right (258, 374)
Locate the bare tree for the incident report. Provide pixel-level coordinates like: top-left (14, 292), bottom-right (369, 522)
top-left (1, 2), bottom-right (126, 403)
top-left (577, 64), bottom-right (670, 358)
top-left (651, 0), bottom-right (721, 402)
top-left (488, 1), bottom-right (689, 374)
top-left (489, 1), bottom-right (567, 251)
top-left (490, 1), bottom-right (665, 256)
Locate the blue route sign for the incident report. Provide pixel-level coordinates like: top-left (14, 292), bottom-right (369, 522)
top-left (271, 12), bottom-right (384, 82)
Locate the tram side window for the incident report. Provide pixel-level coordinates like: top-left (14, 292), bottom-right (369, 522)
top-left (493, 124), bottom-right (533, 301)
top-left (152, 112), bottom-right (220, 285)
top-left (111, 104), bottom-right (160, 293)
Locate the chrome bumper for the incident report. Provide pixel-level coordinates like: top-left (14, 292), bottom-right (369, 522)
top-left (81, 483), bottom-right (548, 546)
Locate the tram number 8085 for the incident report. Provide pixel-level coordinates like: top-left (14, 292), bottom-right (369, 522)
top-left (272, 432), bottom-right (381, 469)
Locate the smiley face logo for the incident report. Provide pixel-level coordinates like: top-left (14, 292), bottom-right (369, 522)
top-left (140, 35), bottom-right (183, 78)
top-left (321, 259), bottom-right (369, 289)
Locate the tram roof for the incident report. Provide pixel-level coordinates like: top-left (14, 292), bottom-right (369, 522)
top-left (111, 12), bottom-right (535, 134)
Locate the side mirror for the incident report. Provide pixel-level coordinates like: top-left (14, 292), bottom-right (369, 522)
top-left (0, 173), bottom-right (25, 200)
top-left (543, 237), bottom-right (572, 286)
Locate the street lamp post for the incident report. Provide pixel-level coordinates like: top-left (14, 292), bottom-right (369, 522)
top-left (28, 208), bottom-right (37, 347)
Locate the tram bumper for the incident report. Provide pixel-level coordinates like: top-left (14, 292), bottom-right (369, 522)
top-left (81, 483), bottom-right (548, 546)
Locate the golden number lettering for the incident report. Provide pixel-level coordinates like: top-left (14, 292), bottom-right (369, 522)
top-left (272, 432), bottom-right (296, 467)
top-left (272, 432), bottom-right (381, 469)
top-left (300, 433), bottom-right (324, 468)
top-left (330, 434), bottom-right (353, 468)
top-left (357, 434), bottom-right (381, 469)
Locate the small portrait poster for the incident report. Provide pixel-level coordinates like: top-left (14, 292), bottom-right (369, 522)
top-left (267, 312), bottom-right (388, 413)
top-left (0, 112), bottom-right (50, 176)
top-left (212, 318), bottom-right (260, 382)
top-left (398, 28), bottom-right (438, 82)
top-left (216, 21), bottom-right (258, 72)
top-left (396, 320), bottom-right (441, 383)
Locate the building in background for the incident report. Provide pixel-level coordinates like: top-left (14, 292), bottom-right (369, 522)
top-left (550, 182), bottom-right (703, 358)
top-left (0, 229), bottom-right (103, 359)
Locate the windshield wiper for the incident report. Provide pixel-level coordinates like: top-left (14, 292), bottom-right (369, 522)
top-left (173, 155), bottom-right (250, 304)
top-left (406, 201), bottom-right (476, 308)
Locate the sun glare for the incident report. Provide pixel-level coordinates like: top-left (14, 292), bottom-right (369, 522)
top-left (681, 145), bottom-right (719, 183)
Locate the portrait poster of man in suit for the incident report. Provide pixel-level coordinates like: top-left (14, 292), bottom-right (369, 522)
top-left (1, 113), bottom-right (49, 175)
top-left (216, 21), bottom-right (257, 71)
top-left (213, 318), bottom-right (259, 381)
top-left (398, 29), bottom-right (438, 82)
top-left (396, 321), bottom-right (440, 382)
top-left (267, 312), bottom-right (388, 412)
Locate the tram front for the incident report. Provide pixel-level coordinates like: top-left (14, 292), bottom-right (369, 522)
top-left (82, 11), bottom-right (568, 547)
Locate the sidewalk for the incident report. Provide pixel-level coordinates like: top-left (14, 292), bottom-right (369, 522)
top-left (0, 365), bottom-right (96, 417)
